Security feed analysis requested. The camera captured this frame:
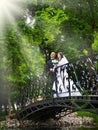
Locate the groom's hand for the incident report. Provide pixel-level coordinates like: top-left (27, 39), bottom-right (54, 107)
top-left (50, 68), bottom-right (53, 72)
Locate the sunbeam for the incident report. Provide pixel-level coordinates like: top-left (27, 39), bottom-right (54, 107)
top-left (0, 0), bottom-right (22, 31)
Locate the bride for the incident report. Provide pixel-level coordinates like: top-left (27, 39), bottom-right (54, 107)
top-left (52, 52), bottom-right (81, 98)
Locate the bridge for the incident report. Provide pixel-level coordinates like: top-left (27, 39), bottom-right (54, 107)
top-left (16, 55), bottom-right (98, 122)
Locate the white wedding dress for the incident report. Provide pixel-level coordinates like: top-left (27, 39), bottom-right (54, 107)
top-left (52, 57), bottom-right (81, 98)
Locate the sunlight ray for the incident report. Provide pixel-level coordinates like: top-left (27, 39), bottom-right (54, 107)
top-left (0, 0), bottom-right (23, 28)
top-left (3, 7), bottom-right (16, 24)
top-left (4, 1), bottom-right (22, 15)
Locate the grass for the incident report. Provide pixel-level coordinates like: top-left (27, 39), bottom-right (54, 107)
top-left (77, 110), bottom-right (98, 123)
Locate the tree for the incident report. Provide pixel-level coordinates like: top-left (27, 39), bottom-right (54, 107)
top-left (3, 22), bottom-right (45, 114)
top-left (32, 7), bottom-right (68, 61)
top-left (61, 0), bottom-right (98, 57)
top-left (25, 0), bottom-right (98, 61)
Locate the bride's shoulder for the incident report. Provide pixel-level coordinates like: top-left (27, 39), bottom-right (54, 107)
top-left (62, 57), bottom-right (68, 63)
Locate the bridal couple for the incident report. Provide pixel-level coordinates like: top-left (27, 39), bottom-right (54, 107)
top-left (47, 52), bottom-right (81, 98)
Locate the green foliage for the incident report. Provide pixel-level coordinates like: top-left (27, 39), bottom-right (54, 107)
top-left (0, 111), bottom-right (7, 121)
top-left (1, 0), bottom-right (98, 108)
top-left (57, 0), bottom-right (98, 58)
top-left (22, 0), bottom-right (98, 58)
top-left (92, 32), bottom-right (98, 52)
top-left (5, 24), bottom-right (45, 102)
top-left (33, 7), bottom-right (68, 45)
top-left (24, 0), bottom-right (98, 61)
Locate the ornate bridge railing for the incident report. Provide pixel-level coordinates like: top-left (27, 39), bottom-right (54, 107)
top-left (73, 55), bottom-right (98, 94)
top-left (16, 55), bottom-right (98, 109)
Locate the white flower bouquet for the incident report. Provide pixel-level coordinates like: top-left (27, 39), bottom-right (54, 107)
top-left (52, 59), bottom-right (58, 64)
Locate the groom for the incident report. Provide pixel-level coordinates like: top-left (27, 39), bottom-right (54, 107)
top-left (47, 52), bottom-right (56, 85)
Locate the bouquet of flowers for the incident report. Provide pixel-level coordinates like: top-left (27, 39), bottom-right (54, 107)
top-left (52, 59), bottom-right (58, 65)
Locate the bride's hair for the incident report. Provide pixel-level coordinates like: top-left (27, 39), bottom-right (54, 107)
top-left (58, 52), bottom-right (63, 58)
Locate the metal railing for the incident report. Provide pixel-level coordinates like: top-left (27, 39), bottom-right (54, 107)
top-left (16, 56), bottom-right (98, 109)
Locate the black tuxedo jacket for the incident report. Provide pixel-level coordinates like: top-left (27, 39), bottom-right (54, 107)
top-left (47, 59), bottom-right (55, 71)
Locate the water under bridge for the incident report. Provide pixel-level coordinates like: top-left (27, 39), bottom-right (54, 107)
top-left (16, 55), bottom-right (98, 122)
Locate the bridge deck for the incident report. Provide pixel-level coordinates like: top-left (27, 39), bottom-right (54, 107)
top-left (16, 95), bottom-right (98, 121)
